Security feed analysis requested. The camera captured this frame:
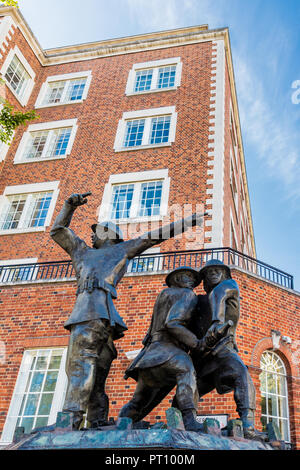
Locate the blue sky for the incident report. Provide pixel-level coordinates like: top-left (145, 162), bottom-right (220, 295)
top-left (16, 0), bottom-right (300, 289)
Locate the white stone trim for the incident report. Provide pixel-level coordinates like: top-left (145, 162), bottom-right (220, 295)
top-left (126, 57), bottom-right (182, 95)
top-left (35, 70), bottom-right (92, 108)
top-left (114, 106), bottom-right (177, 152)
top-left (0, 15), bottom-right (17, 54)
top-left (98, 168), bottom-right (170, 223)
top-left (14, 119), bottom-right (78, 164)
top-left (0, 45), bottom-right (36, 106)
top-left (204, 40), bottom-right (225, 249)
top-left (0, 181), bottom-right (60, 235)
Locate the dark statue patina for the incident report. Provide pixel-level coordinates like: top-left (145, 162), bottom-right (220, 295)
top-left (50, 192), bottom-right (205, 430)
top-left (119, 266), bottom-right (231, 431)
top-left (179, 259), bottom-right (264, 439)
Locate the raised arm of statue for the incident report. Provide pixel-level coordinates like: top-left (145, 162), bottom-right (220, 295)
top-left (125, 212), bottom-right (207, 259)
top-left (50, 192), bottom-right (91, 255)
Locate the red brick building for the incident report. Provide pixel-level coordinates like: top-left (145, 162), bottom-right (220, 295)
top-left (0, 6), bottom-right (299, 448)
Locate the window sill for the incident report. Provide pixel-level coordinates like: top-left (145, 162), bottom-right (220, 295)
top-left (126, 87), bottom-right (178, 96)
top-left (14, 155), bottom-right (68, 164)
top-left (0, 227), bottom-right (46, 235)
top-left (35, 100), bottom-right (84, 109)
top-left (115, 142), bottom-right (172, 153)
top-left (112, 215), bottom-right (164, 224)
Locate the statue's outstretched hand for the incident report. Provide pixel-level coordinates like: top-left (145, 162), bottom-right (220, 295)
top-left (66, 192), bottom-right (92, 207)
top-left (194, 320), bottom-right (233, 353)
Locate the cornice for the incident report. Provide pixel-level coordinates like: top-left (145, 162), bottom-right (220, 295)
top-left (0, 6), bottom-right (226, 65)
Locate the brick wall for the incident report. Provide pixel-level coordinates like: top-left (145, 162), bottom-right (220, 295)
top-left (0, 35), bottom-right (215, 261)
top-left (0, 269), bottom-right (299, 447)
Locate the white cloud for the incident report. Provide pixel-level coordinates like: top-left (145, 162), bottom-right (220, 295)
top-left (125, 0), bottom-right (222, 32)
top-left (235, 58), bottom-right (300, 201)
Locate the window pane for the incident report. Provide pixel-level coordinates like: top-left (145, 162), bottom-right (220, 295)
top-left (38, 393), bottom-right (54, 415)
top-left (24, 394), bottom-right (39, 416)
top-left (157, 65), bottom-right (176, 89)
top-left (66, 78), bottom-right (87, 101)
top-left (47, 128), bottom-right (71, 158)
top-left (110, 184), bottom-right (134, 220)
top-left (49, 351), bottom-right (62, 370)
top-left (0, 195), bottom-right (27, 230)
top-left (29, 372), bottom-right (45, 393)
top-left (24, 131), bottom-right (48, 159)
top-left (44, 371), bottom-right (58, 392)
top-left (26, 192), bottom-right (53, 228)
top-left (150, 116), bottom-right (171, 144)
top-left (35, 417), bottom-right (48, 428)
top-left (21, 417), bottom-right (34, 434)
top-left (5, 55), bottom-right (30, 97)
top-left (138, 181), bottom-right (162, 217)
top-left (44, 81), bottom-right (65, 104)
top-left (134, 69), bottom-right (153, 92)
top-left (124, 119), bottom-right (145, 147)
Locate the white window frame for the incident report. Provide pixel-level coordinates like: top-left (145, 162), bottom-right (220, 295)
top-left (0, 46), bottom-right (36, 106)
top-left (14, 119), bottom-right (78, 164)
top-left (126, 57), bottom-right (182, 96)
top-left (0, 180), bottom-right (60, 235)
top-left (0, 257), bottom-right (38, 284)
top-left (99, 169), bottom-right (170, 224)
top-left (260, 351), bottom-right (290, 443)
top-left (114, 106), bottom-right (177, 152)
top-left (0, 348), bottom-right (67, 446)
top-left (35, 71), bottom-right (92, 108)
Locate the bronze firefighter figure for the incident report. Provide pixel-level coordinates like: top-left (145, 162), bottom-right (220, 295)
top-left (187, 259), bottom-right (265, 440)
top-left (50, 192), bottom-right (205, 430)
top-left (119, 266), bottom-right (231, 431)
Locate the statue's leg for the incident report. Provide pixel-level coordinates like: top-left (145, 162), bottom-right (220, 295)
top-left (63, 319), bottom-right (110, 430)
top-left (87, 337), bottom-right (117, 427)
top-left (118, 379), bottom-right (156, 422)
top-left (161, 354), bottom-right (204, 432)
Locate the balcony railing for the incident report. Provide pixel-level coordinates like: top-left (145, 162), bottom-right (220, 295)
top-left (0, 247), bottom-right (294, 290)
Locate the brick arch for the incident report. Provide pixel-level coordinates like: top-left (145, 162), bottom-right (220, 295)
top-left (251, 337), bottom-right (299, 377)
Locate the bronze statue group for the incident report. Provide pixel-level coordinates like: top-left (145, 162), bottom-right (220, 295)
top-left (50, 192), bottom-right (261, 440)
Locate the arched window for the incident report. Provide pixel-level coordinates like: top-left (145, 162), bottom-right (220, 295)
top-left (260, 351), bottom-right (290, 442)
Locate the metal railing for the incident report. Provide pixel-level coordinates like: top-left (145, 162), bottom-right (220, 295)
top-left (0, 247), bottom-right (294, 290)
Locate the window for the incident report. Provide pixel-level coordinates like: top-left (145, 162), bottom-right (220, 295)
top-left (0, 181), bottom-right (59, 235)
top-left (260, 351), bottom-right (290, 442)
top-left (114, 107), bottom-right (177, 152)
top-left (35, 71), bottom-right (92, 108)
top-left (0, 348), bottom-right (67, 444)
top-left (14, 119), bottom-right (78, 163)
top-left (99, 169), bottom-right (170, 222)
top-left (1, 46), bottom-right (36, 106)
top-left (126, 57), bottom-right (182, 95)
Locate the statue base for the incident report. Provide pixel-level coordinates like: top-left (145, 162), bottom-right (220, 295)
top-left (5, 428), bottom-right (274, 451)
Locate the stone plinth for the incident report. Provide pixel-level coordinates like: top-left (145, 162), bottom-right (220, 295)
top-left (5, 428), bottom-right (273, 451)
